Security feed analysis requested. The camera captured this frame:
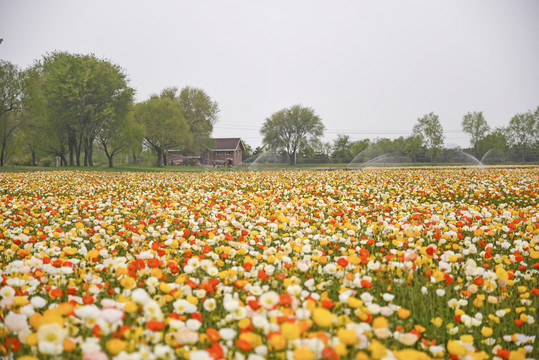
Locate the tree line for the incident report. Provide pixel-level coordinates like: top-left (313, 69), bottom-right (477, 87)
top-left (0, 52), bottom-right (218, 167)
top-left (2, 51), bottom-right (539, 167)
top-left (258, 106), bottom-right (539, 164)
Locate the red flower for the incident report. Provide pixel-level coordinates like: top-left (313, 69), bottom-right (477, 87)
top-left (279, 294), bottom-right (292, 306)
top-left (337, 257), bottom-right (349, 267)
top-left (361, 280), bottom-right (372, 289)
top-left (235, 339), bottom-right (252, 351)
top-left (146, 320), bottom-right (166, 331)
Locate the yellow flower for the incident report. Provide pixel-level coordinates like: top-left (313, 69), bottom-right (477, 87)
top-left (460, 334), bottom-right (473, 343)
top-left (372, 316), bottom-right (388, 329)
top-left (393, 349), bottom-right (431, 360)
top-left (238, 318), bottom-right (251, 330)
top-left (337, 328), bottom-right (358, 346)
top-left (239, 332), bottom-right (263, 348)
top-left (13, 296), bottom-right (29, 307)
top-left (355, 352), bottom-right (370, 360)
top-left (447, 340), bottom-right (467, 356)
top-left (508, 350), bottom-right (526, 360)
top-left (120, 276), bottom-right (136, 289)
top-left (335, 343), bottom-right (348, 356)
top-left (312, 308), bottom-right (334, 327)
top-left (281, 322), bottom-right (300, 340)
top-left (25, 333), bottom-right (38, 346)
top-left (431, 317), bottom-right (443, 327)
top-left (347, 296), bottom-right (363, 309)
top-left (368, 339), bottom-right (387, 360)
top-left (397, 308), bottom-right (411, 319)
top-left (124, 301), bottom-right (138, 313)
top-left (105, 339), bottom-right (127, 355)
top-left (159, 282), bottom-right (172, 293)
top-left (293, 347), bottom-right (315, 360)
top-left (269, 333), bottom-right (286, 351)
top-left (480, 327), bottom-right (493, 337)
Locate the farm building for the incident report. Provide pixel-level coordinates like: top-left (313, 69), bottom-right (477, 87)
top-left (202, 138), bottom-right (245, 166)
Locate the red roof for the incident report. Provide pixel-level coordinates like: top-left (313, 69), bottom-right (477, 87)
top-left (212, 138), bottom-right (244, 151)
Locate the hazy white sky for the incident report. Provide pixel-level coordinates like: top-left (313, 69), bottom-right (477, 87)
top-left (1, 0), bottom-right (538, 148)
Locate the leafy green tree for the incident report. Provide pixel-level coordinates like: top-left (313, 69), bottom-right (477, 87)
top-left (159, 86), bottom-right (219, 154)
top-left (412, 112), bottom-right (445, 162)
top-left (134, 96), bottom-right (192, 167)
top-left (475, 127), bottom-right (508, 163)
top-left (507, 110), bottom-right (536, 162)
top-left (31, 52), bottom-right (133, 166)
top-left (0, 60), bottom-right (24, 166)
top-left (331, 135), bottom-right (352, 160)
top-left (349, 139), bottom-right (370, 157)
top-left (403, 135), bottom-right (424, 162)
top-left (261, 105), bottom-right (325, 164)
top-left (96, 110), bottom-right (143, 168)
top-left (462, 111), bottom-right (489, 157)
top-left (242, 142), bottom-right (254, 161)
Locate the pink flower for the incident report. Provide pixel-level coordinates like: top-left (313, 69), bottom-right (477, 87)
top-left (175, 328), bottom-right (198, 344)
top-left (100, 308), bottom-right (124, 323)
top-left (83, 351), bottom-right (109, 360)
top-left (5, 311), bottom-right (28, 331)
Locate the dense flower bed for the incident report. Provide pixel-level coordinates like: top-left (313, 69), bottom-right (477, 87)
top-left (0, 169), bottom-right (538, 360)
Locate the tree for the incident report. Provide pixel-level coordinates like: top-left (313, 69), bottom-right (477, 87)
top-left (96, 110), bottom-right (143, 168)
top-left (507, 110), bottom-right (536, 162)
top-left (159, 86), bottom-right (219, 154)
top-left (462, 111), bottom-right (490, 157)
top-left (261, 105), bottom-right (324, 164)
top-left (134, 96), bottom-right (192, 167)
top-left (31, 52), bottom-right (134, 166)
top-left (242, 142), bottom-right (254, 161)
top-left (331, 135), bottom-right (352, 161)
top-left (0, 60), bottom-right (24, 166)
top-left (403, 135), bottom-right (424, 162)
top-left (475, 127), bottom-right (508, 163)
top-left (412, 112), bottom-right (445, 161)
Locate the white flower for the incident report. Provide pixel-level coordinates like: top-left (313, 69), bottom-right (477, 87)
top-left (219, 327), bottom-right (237, 340)
top-left (188, 350), bottom-right (212, 360)
top-left (186, 319), bottom-right (201, 331)
top-left (75, 305), bottom-right (100, 319)
top-left (382, 293), bottom-right (395, 302)
top-left (146, 277), bottom-right (159, 287)
top-left (436, 289), bottom-right (446, 296)
top-left (173, 299), bottom-right (197, 314)
top-left (37, 323), bottom-right (67, 355)
top-left (395, 332), bottom-right (419, 345)
top-left (101, 307), bottom-right (124, 323)
top-left (131, 288), bottom-right (150, 305)
top-left (144, 300), bottom-right (163, 320)
top-left (4, 312), bottom-right (28, 331)
top-left (223, 298), bottom-right (240, 312)
top-left (379, 306), bottom-right (393, 316)
top-left (324, 263), bottom-right (337, 274)
top-left (203, 298), bottom-right (216, 312)
top-left (360, 292), bottom-right (373, 304)
top-left (233, 306), bottom-right (248, 320)
top-left (0, 286), bottom-right (15, 298)
top-left (259, 291), bottom-right (279, 310)
top-left (80, 337), bottom-right (101, 353)
top-left (194, 289), bottom-right (206, 299)
top-left (252, 315), bottom-right (269, 329)
top-left (113, 351), bottom-right (143, 360)
top-left (367, 303), bottom-right (380, 314)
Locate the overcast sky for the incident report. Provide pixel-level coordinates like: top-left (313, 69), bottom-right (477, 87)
top-left (1, 0), bottom-right (538, 149)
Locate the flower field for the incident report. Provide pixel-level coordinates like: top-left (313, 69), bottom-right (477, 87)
top-left (0, 169), bottom-right (538, 360)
